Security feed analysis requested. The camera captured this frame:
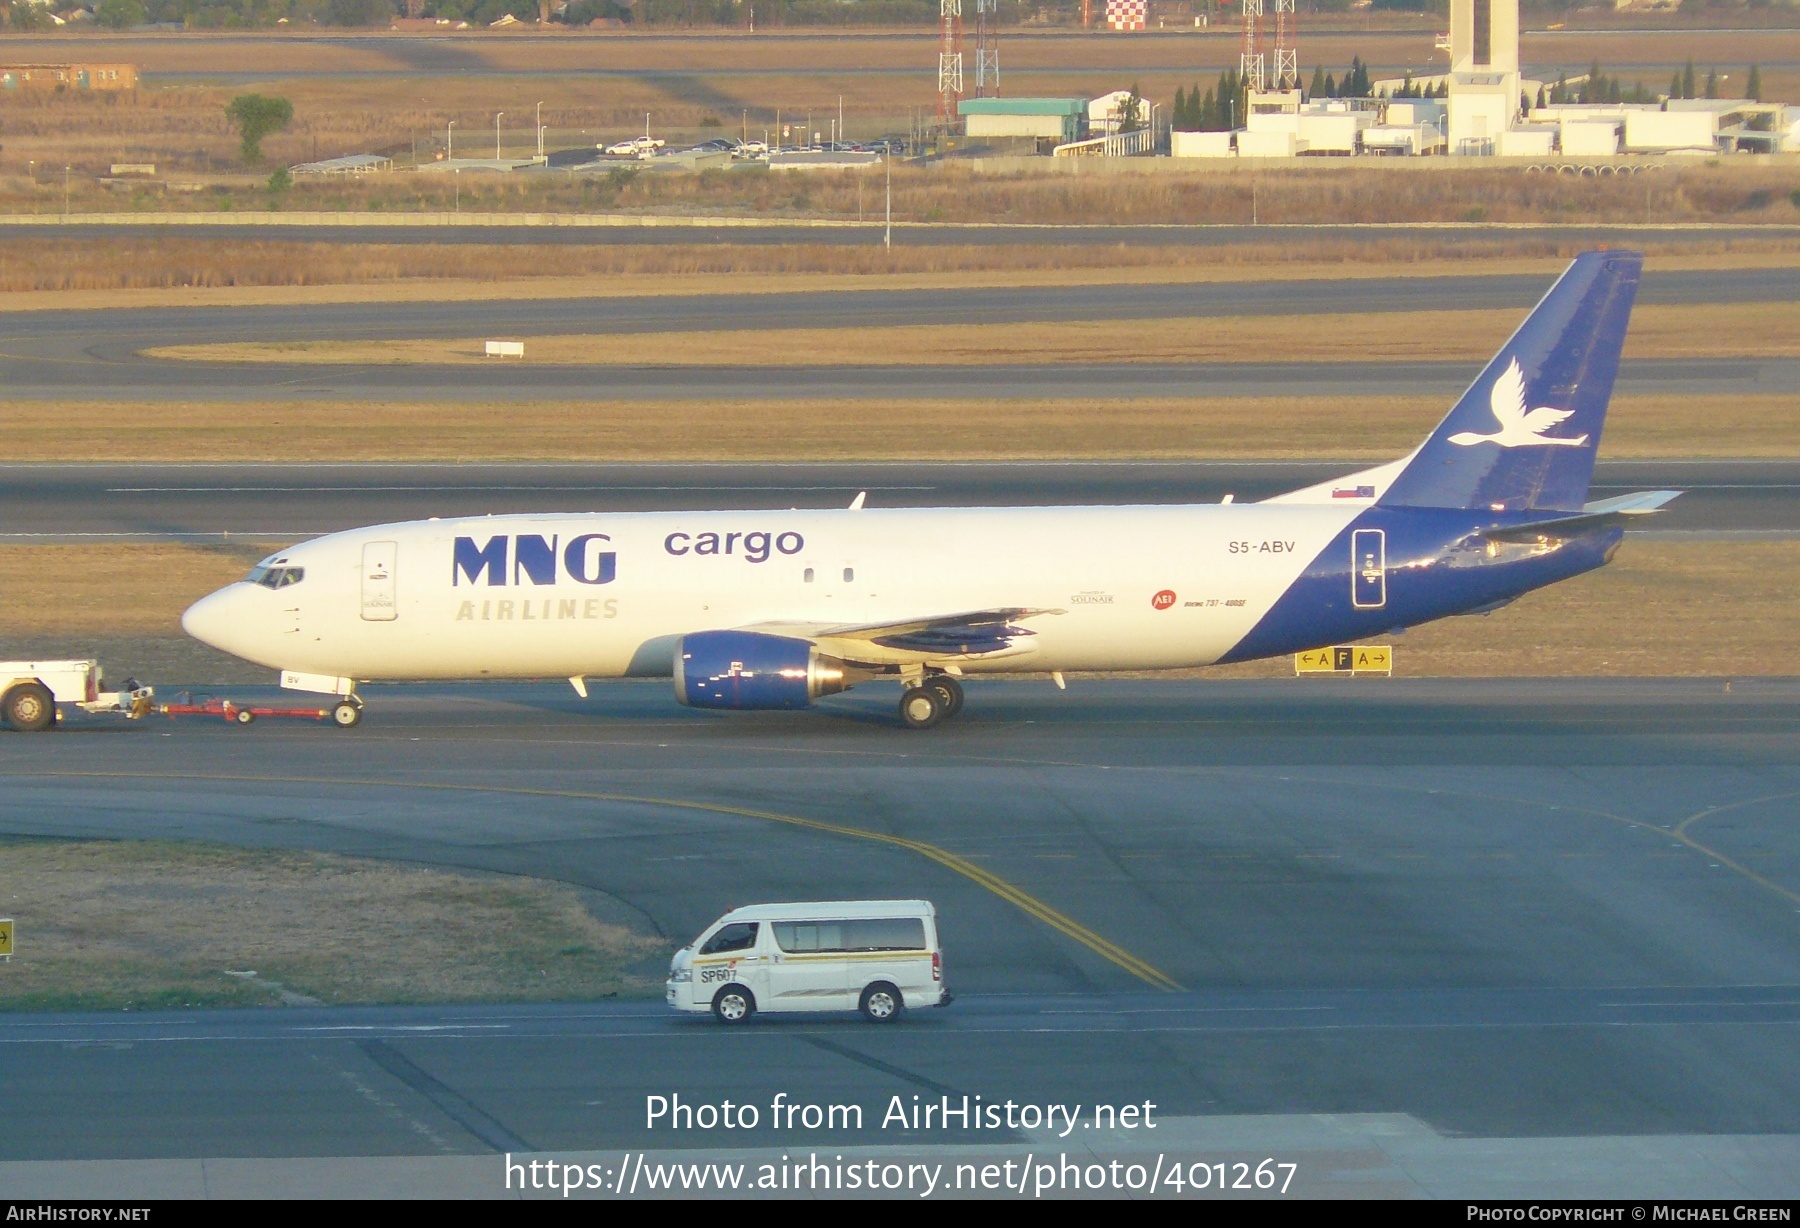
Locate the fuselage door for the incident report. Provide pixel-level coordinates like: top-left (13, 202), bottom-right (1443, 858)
top-left (1351, 528), bottom-right (1386, 609)
top-left (361, 541), bottom-right (398, 622)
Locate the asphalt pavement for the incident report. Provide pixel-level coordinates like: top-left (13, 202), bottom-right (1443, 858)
top-left (0, 460), bottom-right (1794, 541)
top-left (0, 676), bottom-right (1796, 1196)
top-left (0, 266), bottom-right (1794, 401)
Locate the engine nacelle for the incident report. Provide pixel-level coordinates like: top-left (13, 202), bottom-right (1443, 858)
top-left (674, 630), bottom-right (851, 710)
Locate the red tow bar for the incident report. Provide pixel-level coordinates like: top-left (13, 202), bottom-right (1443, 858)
top-left (157, 694), bottom-right (334, 726)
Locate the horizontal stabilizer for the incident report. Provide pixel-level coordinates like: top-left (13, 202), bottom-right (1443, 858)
top-left (1580, 489), bottom-right (1684, 517)
top-left (1476, 490), bottom-right (1681, 544)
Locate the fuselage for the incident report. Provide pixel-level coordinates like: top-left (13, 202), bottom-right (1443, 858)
top-left (181, 501), bottom-right (1621, 683)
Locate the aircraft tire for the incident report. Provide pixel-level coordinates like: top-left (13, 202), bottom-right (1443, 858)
top-left (926, 676), bottom-right (964, 718)
top-left (2, 683), bottom-right (55, 733)
top-left (899, 686), bottom-right (943, 730)
top-left (331, 701), bottom-right (363, 730)
top-left (234, 708), bottom-right (256, 725)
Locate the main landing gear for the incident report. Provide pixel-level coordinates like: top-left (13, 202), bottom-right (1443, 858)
top-left (898, 674), bottom-right (964, 730)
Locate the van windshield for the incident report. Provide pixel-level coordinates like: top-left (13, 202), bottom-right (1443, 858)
top-left (699, 922), bottom-right (759, 955)
top-left (772, 918), bottom-right (926, 954)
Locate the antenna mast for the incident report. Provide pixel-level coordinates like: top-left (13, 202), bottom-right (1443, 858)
top-left (938, 0), bottom-right (965, 127)
top-left (1272, 0), bottom-right (1298, 90)
top-left (1240, 0), bottom-right (1266, 92)
top-left (973, 0), bottom-right (998, 98)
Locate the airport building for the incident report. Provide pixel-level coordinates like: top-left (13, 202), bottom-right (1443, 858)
top-left (1170, 0), bottom-right (1798, 159)
top-left (0, 63), bottom-right (136, 92)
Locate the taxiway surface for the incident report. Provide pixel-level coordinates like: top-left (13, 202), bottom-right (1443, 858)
top-left (2, 460), bottom-right (1793, 540)
top-left (0, 267), bottom-right (1790, 401)
top-left (1, 678), bottom-right (1798, 1169)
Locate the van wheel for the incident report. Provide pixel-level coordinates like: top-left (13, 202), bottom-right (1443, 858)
top-left (712, 984), bottom-right (756, 1024)
top-left (3, 683), bottom-right (55, 733)
top-left (859, 982), bottom-right (902, 1023)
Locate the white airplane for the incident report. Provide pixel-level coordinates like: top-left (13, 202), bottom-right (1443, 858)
top-left (183, 251), bottom-right (1678, 730)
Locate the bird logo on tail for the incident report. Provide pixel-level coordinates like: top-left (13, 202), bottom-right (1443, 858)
top-left (1448, 359), bottom-right (1589, 449)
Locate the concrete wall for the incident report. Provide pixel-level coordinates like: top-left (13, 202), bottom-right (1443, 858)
top-left (1171, 131), bottom-right (1234, 158)
top-left (1561, 121), bottom-right (1621, 155)
top-left (1622, 109), bottom-right (1716, 152)
top-left (966, 113), bottom-right (1070, 140)
top-left (1298, 113), bottom-right (1359, 153)
top-left (1237, 130), bottom-right (1297, 158)
top-left (1497, 127), bottom-right (1555, 157)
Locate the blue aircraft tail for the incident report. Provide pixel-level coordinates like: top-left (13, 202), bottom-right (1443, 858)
top-left (1379, 250), bottom-right (1642, 514)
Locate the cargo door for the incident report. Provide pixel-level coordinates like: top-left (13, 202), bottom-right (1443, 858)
top-left (1351, 529), bottom-right (1386, 609)
top-left (360, 541), bottom-right (398, 622)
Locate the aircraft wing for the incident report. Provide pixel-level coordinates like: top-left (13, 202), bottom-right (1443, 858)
top-left (737, 607), bottom-right (1063, 666)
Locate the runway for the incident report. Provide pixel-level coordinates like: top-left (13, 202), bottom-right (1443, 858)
top-left (0, 267), bottom-right (1793, 401)
top-left (1, 677), bottom-right (1797, 1191)
top-left (1, 460), bottom-right (1795, 540)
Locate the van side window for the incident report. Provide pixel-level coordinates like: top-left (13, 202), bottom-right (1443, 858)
top-left (699, 922), bottom-right (759, 955)
top-left (773, 918), bottom-right (926, 953)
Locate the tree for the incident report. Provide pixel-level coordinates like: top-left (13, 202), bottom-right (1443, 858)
top-left (1681, 59), bottom-right (1696, 101)
top-left (4, 2), bottom-right (46, 29)
top-left (326, 0), bottom-right (391, 23)
top-left (1307, 64), bottom-right (1326, 101)
top-left (1173, 86), bottom-right (1188, 130)
top-left (1669, 71), bottom-right (1682, 101)
top-left (1535, 84), bottom-right (1547, 110)
top-left (225, 94), bottom-right (295, 163)
top-left (1118, 83), bottom-right (1144, 134)
top-left (95, 0), bottom-right (147, 28)
top-left (1747, 64), bottom-right (1762, 102)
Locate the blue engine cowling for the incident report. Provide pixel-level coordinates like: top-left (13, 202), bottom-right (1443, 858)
top-left (674, 630), bottom-right (851, 710)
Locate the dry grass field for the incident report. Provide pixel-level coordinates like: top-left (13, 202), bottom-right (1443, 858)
top-left (0, 838), bottom-right (667, 1011)
top-left (0, 392), bottom-right (1789, 463)
top-left (151, 302), bottom-right (1800, 367)
top-left (0, 543), bottom-right (261, 635)
top-left (9, 160), bottom-right (1800, 226)
top-left (1, 540), bottom-right (1794, 684)
top-left (2, 239), bottom-right (1795, 304)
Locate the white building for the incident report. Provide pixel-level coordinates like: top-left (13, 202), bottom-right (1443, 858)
top-left (1445, 0), bottom-right (1521, 155)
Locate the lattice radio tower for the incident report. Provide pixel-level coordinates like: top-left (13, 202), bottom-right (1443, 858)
top-left (1239, 0), bottom-right (1266, 92)
top-left (1272, 0), bottom-right (1298, 90)
top-left (973, 0), bottom-right (999, 98)
top-left (938, 0), bottom-right (965, 127)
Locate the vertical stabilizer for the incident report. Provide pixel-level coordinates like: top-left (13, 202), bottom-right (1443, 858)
top-left (1379, 250), bottom-right (1642, 513)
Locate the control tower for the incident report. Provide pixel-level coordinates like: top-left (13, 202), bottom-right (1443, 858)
top-left (1446, 0), bottom-right (1521, 154)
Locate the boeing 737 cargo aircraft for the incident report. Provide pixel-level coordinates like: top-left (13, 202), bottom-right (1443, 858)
top-left (183, 250), bottom-right (1678, 729)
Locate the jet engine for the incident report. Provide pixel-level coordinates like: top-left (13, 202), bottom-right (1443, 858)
top-left (674, 630), bottom-right (853, 710)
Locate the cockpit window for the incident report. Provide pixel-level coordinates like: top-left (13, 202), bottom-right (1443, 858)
top-left (246, 565), bottom-right (305, 589)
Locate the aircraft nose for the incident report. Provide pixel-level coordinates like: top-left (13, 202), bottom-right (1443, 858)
top-left (182, 584), bottom-right (261, 659)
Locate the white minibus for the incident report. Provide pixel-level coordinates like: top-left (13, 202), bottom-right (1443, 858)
top-left (666, 900), bottom-right (950, 1023)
